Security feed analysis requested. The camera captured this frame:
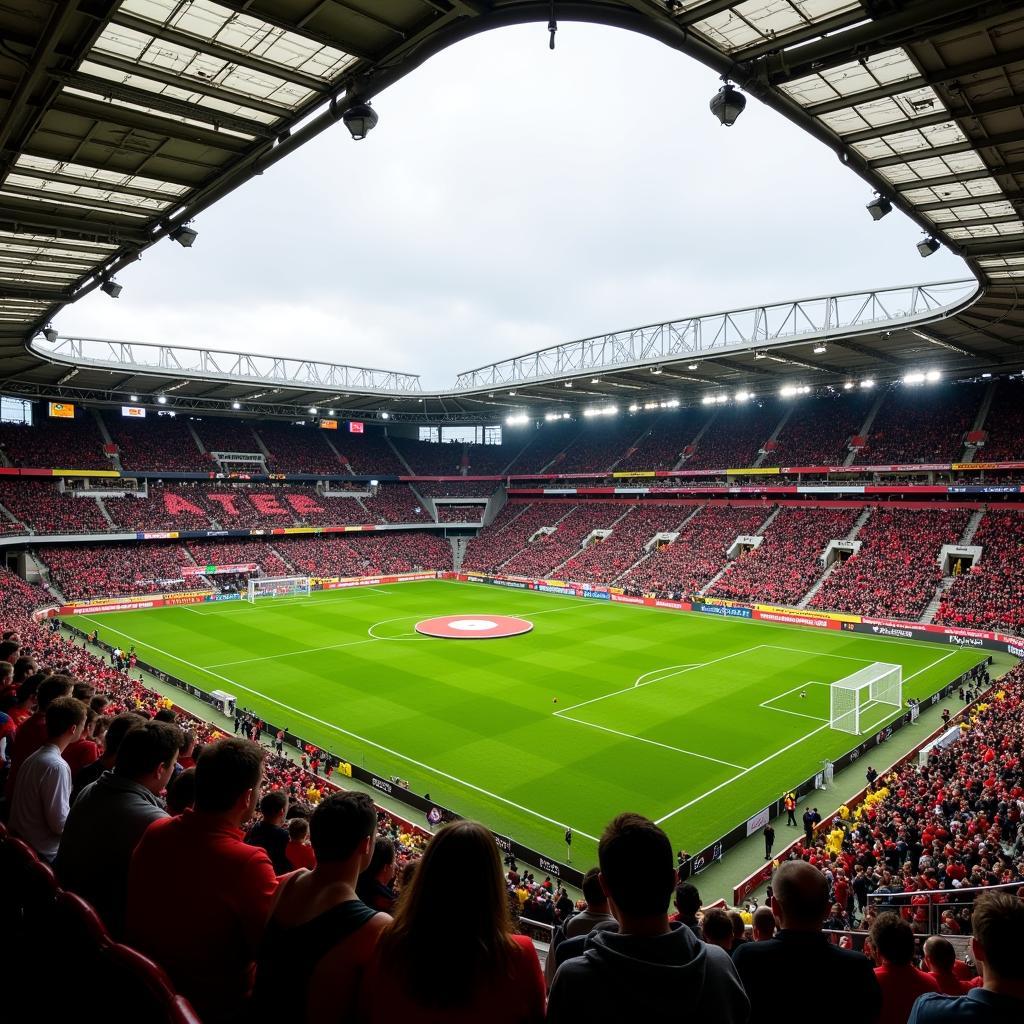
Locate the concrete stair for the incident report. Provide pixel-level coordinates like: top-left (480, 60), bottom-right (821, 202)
top-left (960, 508), bottom-right (986, 546)
top-left (843, 391), bottom-right (886, 467)
top-left (847, 506), bottom-right (873, 540)
top-left (797, 560), bottom-right (840, 609)
top-left (922, 577), bottom-right (957, 625)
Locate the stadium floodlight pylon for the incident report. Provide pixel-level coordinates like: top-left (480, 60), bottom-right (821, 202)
top-left (246, 576), bottom-right (312, 602)
top-left (829, 662), bottom-right (902, 735)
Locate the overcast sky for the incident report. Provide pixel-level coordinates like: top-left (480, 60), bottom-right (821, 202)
top-left (60, 22), bottom-right (967, 387)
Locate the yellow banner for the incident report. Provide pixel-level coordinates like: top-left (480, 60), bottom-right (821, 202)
top-left (726, 467), bottom-right (780, 476)
top-left (612, 471), bottom-right (656, 478)
top-left (54, 469), bottom-right (120, 477)
top-left (756, 603), bottom-right (861, 624)
top-left (281, 527), bottom-right (315, 535)
top-left (952, 462), bottom-right (1013, 471)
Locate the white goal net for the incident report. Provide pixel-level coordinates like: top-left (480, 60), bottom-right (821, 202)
top-left (829, 662), bottom-right (903, 735)
top-left (246, 576), bottom-right (311, 603)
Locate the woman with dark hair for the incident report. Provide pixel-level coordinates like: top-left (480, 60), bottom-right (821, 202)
top-left (360, 820), bottom-right (545, 1023)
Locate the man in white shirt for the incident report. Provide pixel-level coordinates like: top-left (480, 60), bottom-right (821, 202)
top-left (10, 695), bottom-right (87, 862)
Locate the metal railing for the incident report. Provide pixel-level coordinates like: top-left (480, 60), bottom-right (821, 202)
top-left (866, 879), bottom-right (1022, 936)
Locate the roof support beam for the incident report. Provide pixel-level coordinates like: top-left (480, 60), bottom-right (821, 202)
top-left (0, 204), bottom-right (148, 246)
top-left (962, 234), bottom-right (1024, 256)
top-left (11, 165), bottom-right (179, 204)
top-left (110, 12), bottom-right (330, 94)
top-left (827, 339), bottom-right (905, 366)
top-left (936, 214), bottom-right (1022, 230)
top-left (916, 192), bottom-right (1023, 212)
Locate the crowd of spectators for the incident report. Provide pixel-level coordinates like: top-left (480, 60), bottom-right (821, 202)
top-left (810, 507), bottom-right (970, 619)
top-left (934, 509), bottom-right (1024, 635)
top-left (37, 543), bottom-right (211, 600)
top-left (361, 484), bottom-right (430, 524)
top-left (504, 423), bottom-right (580, 473)
top-left (391, 438), bottom-right (467, 475)
top-left (500, 504), bottom-right (624, 578)
top-left (708, 506), bottom-right (860, 605)
top-left (554, 420), bottom-right (642, 474)
top-left (255, 422), bottom-right (345, 476)
top-left (191, 417), bottom-right (261, 455)
top-left (461, 502), bottom-right (550, 573)
top-left (0, 416), bottom-right (109, 469)
top-left (853, 386), bottom-right (981, 466)
top-left (464, 442), bottom-right (516, 474)
top-left (103, 411), bottom-right (209, 472)
top-left (186, 541), bottom-right (292, 578)
top-left (0, 480), bottom-right (114, 534)
top-left (621, 504), bottom-right (769, 595)
top-left (333, 434), bottom-right (406, 476)
top-left (435, 504), bottom-right (485, 522)
top-left (275, 536), bottom-right (365, 578)
top-left (417, 479), bottom-right (498, 497)
top-left (559, 505), bottom-right (690, 583)
top-left (104, 482), bottom-right (215, 532)
top-left (682, 404), bottom-right (782, 471)
top-left (973, 378), bottom-right (1024, 462)
top-left (761, 391), bottom-right (875, 467)
top-left (615, 411), bottom-right (709, 472)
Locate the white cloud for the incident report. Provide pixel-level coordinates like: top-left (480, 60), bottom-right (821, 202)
top-left (61, 23), bottom-right (968, 387)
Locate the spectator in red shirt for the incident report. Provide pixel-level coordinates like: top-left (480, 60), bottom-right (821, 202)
top-left (126, 738), bottom-right (278, 1024)
top-left (285, 816), bottom-right (316, 871)
top-left (361, 820), bottom-right (546, 1024)
top-left (63, 706), bottom-right (100, 778)
top-left (869, 912), bottom-right (940, 1024)
top-left (923, 936), bottom-right (970, 996)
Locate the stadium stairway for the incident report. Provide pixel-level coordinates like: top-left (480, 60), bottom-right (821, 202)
top-left (697, 503), bottom-right (784, 596)
top-left (671, 409), bottom-right (719, 470)
top-left (0, 498), bottom-right (22, 529)
top-left (847, 505), bottom-right (873, 540)
top-left (843, 390), bottom-right (886, 467)
top-left (960, 507), bottom-right (986, 547)
top-left (386, 437), bottom-right (416, 475)
top-left (797, 559), bottom-right (840, 609)
top-left (95, 497), bottom-right (117, 528)
top-left (268, 543), bottom-right (296, 572)
top-left (319, 430), bottom-right (354, 472)
top-left (752, 407), bottom-right (794, 468)
top-left (449, 536), bottom-right (468, 571)
top-left (922, 577), bottom-right (957, 624)
top-left (957, 380), bottom-right (998, 462)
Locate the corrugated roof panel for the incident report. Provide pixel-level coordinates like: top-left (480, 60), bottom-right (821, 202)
top-left (694, 0), bottom-right (862, 54)
top-left (930, 201), bottom-right (1016, 224)
top-left (779, 49), bottom-right (918, 105)
top-left (875, 152), bottom-right (986, 185)
top-left (6, 171), bottom-right (172, 214)
top-left (818, 86), bottom-right (945, 135)
top-left (901, 178), bottom-right (1002, 204)
top-left (852, 121), bottom-right (967, 160)
top-left (946, 221), bottom-right (1024, 239)
top-left (15, 155), bottom-right (188, 199)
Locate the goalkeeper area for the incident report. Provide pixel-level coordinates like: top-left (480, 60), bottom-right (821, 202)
top-left (72, 579), bottom-right (989, 862)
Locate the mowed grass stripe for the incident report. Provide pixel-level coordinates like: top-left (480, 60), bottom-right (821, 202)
top-left (78, 581), bottom-right (986, 863)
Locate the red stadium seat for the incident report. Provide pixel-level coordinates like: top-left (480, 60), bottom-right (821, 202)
top-left (105, 943), bottom-right (203, 1024)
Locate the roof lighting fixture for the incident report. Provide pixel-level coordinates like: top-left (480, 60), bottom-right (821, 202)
top-left (506, 414), bottom-right (529, 426)
top-left (926, 370), bottom-right (941, 382)
top-left (508, 390), bottom-right (517, 396)
top-left (917, 237), bottom-right (940, 258)
top-left (843, 381), bottom-right (854, 390)
top-left (701, 395), bottom-right (715, 405)
top-left (710, 82), bottom-right (746, 126)
top-left (328, 408), bottom-right (336, 415)
top-left (563, 381), bottom-right (573, 388)
top-left (982, 373), bottom-right (992, 379)
top-left (860, 378), bottom-right (874, 388)
top-left (42, 326), bottom-right (57, 343)
top-left (308, 406), bottom-right (317, 414)
top-left (715, 393), bottom-right (728, 404)
top-left (170, 224), bottom-right (198, 248)
top-left (591, 378), bottom-right (600, 384)
top-left (157, 395), bottom-right (167, 405)
top-left (754, 350), bottom-right (767, 360)
top-left (736, 390), bottom-right (751, 402)
top-left (866, 194), bottom-right (893, 221)
top-left (130, 394), bottom-right (138, 402)
top-left (687, 363), bottom-right (699, 371)
top-left (101, 279), bottom-right (122, 298)
top-left (380, 411), bottom-right (390, 420)
top-left (665, 399), bottom-right (680, 408)
top-left (813, 343), bottom-right (827, 355)
top-left (232, 401), bottom-right (241, 410)
top-left (903, 372), bottom-right (926, 385)
top-left (628, 403), bottom-right (640, 412)
top-left (650, 366), bottom-right (663, 375)
top-left (343, 102), bottom-right (378, 140)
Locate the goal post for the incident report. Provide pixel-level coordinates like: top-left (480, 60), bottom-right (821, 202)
top-left (246, 576), bottom-right (311, 603)
top-left (829, 662), bottom-right (902, 735)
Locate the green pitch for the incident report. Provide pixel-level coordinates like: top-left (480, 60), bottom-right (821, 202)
top-left (75, 580), bottom-right (986, 864)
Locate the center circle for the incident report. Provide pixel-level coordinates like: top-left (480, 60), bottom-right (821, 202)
top-left (414, 615), bottom-right (535, 639)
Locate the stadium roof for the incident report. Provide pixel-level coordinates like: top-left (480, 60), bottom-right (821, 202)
top-left (0, 1), bottom-right (1022, 422)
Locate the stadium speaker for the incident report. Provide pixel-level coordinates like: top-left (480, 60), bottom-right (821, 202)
top-left (100, 279), bottom-right (122, 299)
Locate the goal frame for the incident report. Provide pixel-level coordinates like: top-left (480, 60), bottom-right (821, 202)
top-left (829, 662), bottom-right (903, 735)
top-left (246, 576), bottom-right (312, 603)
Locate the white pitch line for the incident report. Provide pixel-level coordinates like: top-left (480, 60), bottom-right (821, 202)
top-left (207, 636), bottom-right (382, 669)
top-left (634, 663), bottom-right (701, 687)
top-left (76, 615), bottom-right (599, 843)
top-left (655, 647), bottom-right (962, 827)
top-left (557, 713), bottom-right (750, 770)
top-left (555, 646), bottom-right (768, 716)
top-left (758, 680), bottom-right (830, 708)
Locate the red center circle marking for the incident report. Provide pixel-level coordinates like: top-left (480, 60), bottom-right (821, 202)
top-left (414, 615), bottom-right (534, 639)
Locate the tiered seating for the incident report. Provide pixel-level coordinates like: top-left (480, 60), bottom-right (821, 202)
top-left (192, 417), bottom-right (260, 454)
top-left (0, 416), bottom-right (107, 469)
top-left (974, 378), bottom-right (1024, 461)
top-left (187, 540), bottom-right (292, 577)
top-left (761, 391), bottom-right (874, 467)
top-left (418, 480), bottom-right (496, 497)
top-left (461, 503), bottom-right (565, 573)
top-left (554, 420), bottom-right (639, 474)
top-left (853, 384), bottom-right (981, 465)
top-left (104, 484), bottom-right (215, 532)
top-left (361, 484), bottom-right (430, 523)
top-left (707, 506), bottom-right (860, 605)
top-left (682, 403), bottom-right (782, 470)
top-left (333, 433), bottom-right (405, 475)
top-left (38, 543), bottom-right (209, 600)
top-left (435, 505), bottom-right (484, 522)
top-left (498, 504), bottom-right (625, 578)
top-left (104, 412), bottom-right (207, 472)
top-left (0, 481), bottom-right (111, 535)
top-left (620, 504), bottom-right (769, 595)
top-left (615, 411), bottom-right (708, 472)
top-left (255, 423), bottom-right (344, 475)
top-left (463, 443), bottom-right (513, 474)
top-left (275, 535), bottom-right (364, 577)
top-left (346, 532), bottom-right (452, 573)
top-left (503, 422), bottom-right (578, 473)
top-left (559, 505), bottom-right (689, 582)
top-left (390, 439), bottom-right (464, 475)
top-left (934, 508), bottom-right (1024, 634)
top-left (810, 506), bottom-right (969, 618)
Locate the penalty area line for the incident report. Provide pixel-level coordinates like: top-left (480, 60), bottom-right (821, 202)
top-left (76, 616), bottom-right (599, 844)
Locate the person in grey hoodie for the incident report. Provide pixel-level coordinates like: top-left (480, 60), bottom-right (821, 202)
top-left (56, 720), bottom-right (182, 935)
top-left (547, 812), bottom-right (750, 1024)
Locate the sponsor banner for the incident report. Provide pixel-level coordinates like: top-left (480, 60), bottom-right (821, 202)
top-left (754, 610), bottom-right (838, 629)
top-left (693, 603), bottom-right (753, 619)
top-left (726, 467), bottom-right (780, 476)
top-left (56, 468), bottom-right (120, 478)
top-left (611, 594), bottom-right (647, 606)
top-left (798, 486), bottom-right (866, 494)
top-left (953, 461), bottom-right (1024, 471)
top-left (612, 471), bottom-right (656, 478)
top-left (755, 603), bottom-right (860, 624)
top-left (206, 593), bottom-right (241, 602)
top-left (654, 599), bottom-right (688, 610)
top-left (746, 807), bottom-right (771, 837)
top-left (582, 588), bottom-right (611, 601)
top-left (137, 531), bottom-right (179, 540)
top-left (947, 485), bottom-right (1021, 494)
top-left (1008, 644), bottom-right (1024, 659)
top-left (181, 562), bottom-right (257, 576)
top-left (535, 583), bottom-right (578, 596)
top-left (62, 592), bottom-right (208, 615)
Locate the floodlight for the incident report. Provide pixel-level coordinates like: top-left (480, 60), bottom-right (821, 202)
top-left (628, 403), bottom-right (639, 412)
top-left (42, 326), bottom-right (58, 343)
top-left (866, 195), bottom-right (892, 221)
top-left (903, 372), bottom-right (926, 385)
top-left (591, 378), bottom-right (600, 384)
top-left (563, 381), bottom-right (573, 388)
top-left (701, 395), bottom-right (714, 405)
top-left (860, 378), bottom-right (874, 388)
top-left (687, 363), bottom-right (698, 371)
top-left (650, 366), bottom-right (663, 375)
top-left (917, 237), bottom-right (940, 258)
top-left (380, 411), bottom-right (390, 420)
top-left (343, 102), bottom-right (378, 140)
top-left (813, 343), bottom-right (827, 354)
top-left (710, 82), bottom-right (746, 126)
top-left (982, 373), bottom-right (992, 378)
top-left (157, 395), bottom-right (168, 404)
top-left (328, 408), bottom-right (336, 415)
top-left (130, 394), bottom-right (138, 402)
top-left (843, 382), bottom-right (854, 390)
top-left (925, 369), bottom-right (941, 382)
top-left (170, 224), bottom-right (198, 248)
top-left (308, 406), bottom-right (317, 414)
top-left (101, 279), bottom-right (122, 298)
top-left (715, 394), bottom-right (728, 404)
top-left (232, 401), bottom-right (241, 409)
